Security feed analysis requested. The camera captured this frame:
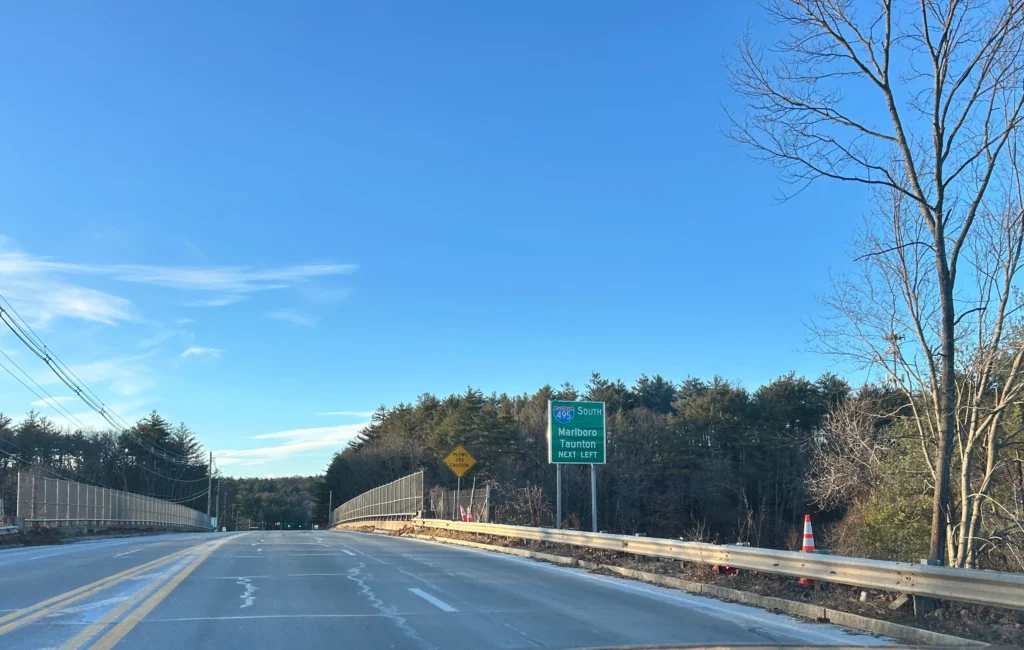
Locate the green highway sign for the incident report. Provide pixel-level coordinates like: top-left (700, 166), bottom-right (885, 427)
top-left (547, 400), bottom-right (606, 464)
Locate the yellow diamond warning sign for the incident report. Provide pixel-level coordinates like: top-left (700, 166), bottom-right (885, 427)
top-left (443, 445), bottom-right (476, 478)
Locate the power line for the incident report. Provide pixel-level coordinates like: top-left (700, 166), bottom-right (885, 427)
top-left (0, 356), bottom-right (89, 433)
top-left (0, 345), bottom-right (90, 431)
top-left (135, 462), bottom-right (210, 483)
top-left (0, 349), bottom-right (201, 485)
top-left (0, 293), bottom-right (218, 504)
top-left (0, 294), bottom-right (194, 465)
top-left (167, 488), bottom-right (209, 503)
top-left (0, 294), bottom-right (125, 426)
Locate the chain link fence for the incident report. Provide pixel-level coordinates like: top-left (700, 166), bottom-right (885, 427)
top-left (429, 485), bottom-right (490, 522)
top-left (329, 471), bottom-right (424, 526)
top-left (16, 472), bottom-right (211, 531)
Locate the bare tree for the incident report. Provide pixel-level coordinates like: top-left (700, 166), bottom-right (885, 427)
top-left (729, 0), bottom-right (1024, 563)
top-left (807, 396), bottom-right (899, 508)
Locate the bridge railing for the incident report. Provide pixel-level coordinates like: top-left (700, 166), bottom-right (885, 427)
top-left (329, 471), bottom-right (424, 527)
top-left (16, 472), bottom-right (212, 532)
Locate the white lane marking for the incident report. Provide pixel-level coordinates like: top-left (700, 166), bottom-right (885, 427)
top-left (341, 549), bottom-right (355, 556)
top-left (236, 577), bottom-right (258, 608)
top-left (321, 537), bottom-right (388, 564)
top-left (257, 548), bottom-right (262, 552)
top-left (115, 549), bottom-right (142, 557)
top-left (408, 588), bottom-right (457, 612)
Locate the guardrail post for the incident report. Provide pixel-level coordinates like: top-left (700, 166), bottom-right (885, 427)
top-left (913, 559), bottom-right (940, 615)
top-left (635, 533), bottom-right (647, 562)
top-left (484, 484), bottom-right (491, 523)
top-left (813, 549), bottom-right (830, 591)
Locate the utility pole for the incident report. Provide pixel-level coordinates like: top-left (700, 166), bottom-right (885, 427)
top-left (328, 490), bottom-right (332, 528)
top-left (206, 452), bottom-right (213, 520)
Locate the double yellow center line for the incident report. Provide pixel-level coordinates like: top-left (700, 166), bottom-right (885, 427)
top-left (0, 537), bottom-right (228, 648)
top-left (63, 539), bottom-right (227, 650)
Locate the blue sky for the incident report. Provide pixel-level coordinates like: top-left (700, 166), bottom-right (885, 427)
top-left (0, 1), bottom-right (868, 477)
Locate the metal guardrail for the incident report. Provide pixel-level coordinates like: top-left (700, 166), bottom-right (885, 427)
top-left (401, 519), bottom-right (1024, 612)
top-left (16, 472), bottom-right (212, 531)
top-left (329, 471), bottom-right (424, 526)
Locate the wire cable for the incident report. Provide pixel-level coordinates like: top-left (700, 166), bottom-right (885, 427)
top-left (0, 294), bottom-right (126, 427)
top-left (134, 462), bottom-right (210, 483)
top-left (0, 346), bottom-right (90, 431)
top-left (0, 296), bottom-right (194, 464)
top-left (0, 356), bottom-right (90, 433)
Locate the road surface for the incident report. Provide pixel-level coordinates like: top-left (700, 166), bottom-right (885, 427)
top-left (0, 530), bottom-right (891, 649)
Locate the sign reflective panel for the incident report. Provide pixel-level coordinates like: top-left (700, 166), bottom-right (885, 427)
top-left (443, 445), bottom-right (476, 477)
top-left (548, 400), bottom-right (606, 464)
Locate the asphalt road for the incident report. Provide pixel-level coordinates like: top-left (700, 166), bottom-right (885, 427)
top-left (0, 530), bottom-right (892, 649)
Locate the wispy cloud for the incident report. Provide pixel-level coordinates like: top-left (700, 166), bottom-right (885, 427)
top-left (30, 396), bottom-right (77, 409)
top-left (214, 423), bottom-right (368, 468)
top-left (268, 309), bottom-right (316, 327)
top-left (175, 318), bottom-right (195, 325)
top-left (111, 263), bottom-right (356, 292)
top-left (3, 254), bottom-right (356, 293)
top-left (186, 295), bottom-right (246, 308)
top-left (318, 410), bottom-right (375, 417)
top-left (0, 239), bottom-right (357, 326)
top-left (180, 346), bottom-right (223, 359)
top-left (300, 287), bottom-right (352, 303)
top-left (2, 276), bottom-right (134, 326)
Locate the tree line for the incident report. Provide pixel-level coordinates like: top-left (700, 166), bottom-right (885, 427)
top-left (218, 476), bottom-right (317, 530)
top-left (0, 411), bottom-right (212, 521)
top-left (318, 372), bottom-right (846, 549)
top-left (317, 370), bottom-right (1024, 570)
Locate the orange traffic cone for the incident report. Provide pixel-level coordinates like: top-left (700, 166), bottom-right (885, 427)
top-left (799, 514), bottom-right (815, 586)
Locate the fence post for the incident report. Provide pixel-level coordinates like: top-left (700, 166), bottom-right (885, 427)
top-left (484, 484), bottom-right (491, 523)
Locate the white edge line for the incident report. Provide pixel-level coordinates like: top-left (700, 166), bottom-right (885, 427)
top-left (408, 587), bottom-right (457, 612)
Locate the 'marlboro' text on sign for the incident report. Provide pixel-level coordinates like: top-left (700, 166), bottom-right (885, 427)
top-left (547, 400), bottom-right (606, 464)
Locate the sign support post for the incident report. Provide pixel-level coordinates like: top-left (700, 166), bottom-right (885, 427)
top-left (556, 464), bottom-right (562, 529)
top-left (590, 464), bottom-right (597, 532)
top-left (456, 477), bottom-right (460, 521)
